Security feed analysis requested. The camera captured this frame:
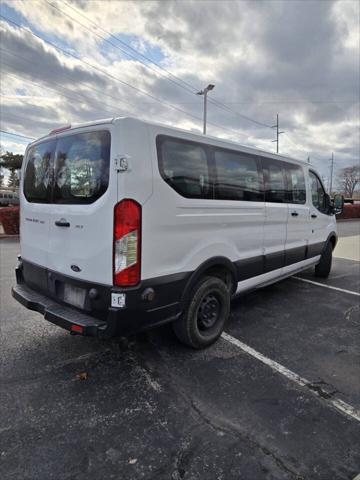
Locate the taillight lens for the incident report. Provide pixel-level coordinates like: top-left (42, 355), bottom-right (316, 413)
top-left (113, 200), bottom-right (141, 286)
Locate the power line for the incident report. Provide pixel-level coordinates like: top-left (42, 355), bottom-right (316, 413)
top-left (44, 0), bottom-right (198, 93)
top-left (0, 14), bottom-right (248, 138)
top-left (0, 15), bottom-right (204, 122)
top-left (0, 129), bottom-right (35, 140)
top-left (194, 100), bottom-right (359, 105)
top-left (60, 0), bottom-right (198, 93)
top-left (208, 97), bottom-right (273, 129)
top-left (1, 57), bottom-right (248, 141)
top-left (44, 0), bottom-right (274, 131)
top-left (0, 52), bottom-right (139, 117)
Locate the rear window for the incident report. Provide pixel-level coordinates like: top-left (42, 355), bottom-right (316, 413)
top-left (54, 131), bottom-right (111, 204)
top-left (23, 130), bottom-right (110, 204)
top-left (23, 140), bottom-right (55, 203)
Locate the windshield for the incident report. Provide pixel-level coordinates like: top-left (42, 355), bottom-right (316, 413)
top-left (23, 130), bottom-right (111, 204)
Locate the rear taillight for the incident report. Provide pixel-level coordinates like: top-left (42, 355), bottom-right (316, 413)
top-left (113, 200), bottom-right (141, 287)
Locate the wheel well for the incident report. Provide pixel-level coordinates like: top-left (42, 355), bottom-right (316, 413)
top-left (329, 235), bottom-right (337, 250)
top-left (199, 264), bottom-right (236, 294)
top-left (180, 259), bottom-right (237, 311)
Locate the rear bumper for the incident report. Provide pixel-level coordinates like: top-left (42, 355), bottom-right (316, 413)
top-left (12, 283), bottom-right (107, 336)
top-left (13, 260), bottom-right (188, 337)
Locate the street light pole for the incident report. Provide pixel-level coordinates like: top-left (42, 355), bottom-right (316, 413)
top-left (197, 84), bottom-right (215, 134)
top-left (203, 89), bottom-right (208, 135)
top-left (329, 152), bottom-right (334, 195)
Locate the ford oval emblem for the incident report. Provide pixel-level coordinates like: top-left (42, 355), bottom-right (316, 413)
top-left (71, 265), bottom-right (81, 272)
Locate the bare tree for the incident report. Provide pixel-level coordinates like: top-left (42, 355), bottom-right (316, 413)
top-left (337, 165), bottom-right (360, 197)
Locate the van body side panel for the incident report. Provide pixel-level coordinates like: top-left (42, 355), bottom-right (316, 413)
top-left (143, 126), bottom-right (265, 281)
top-left (263, 203), bottom-right (288, 272)
top-left (113, 118), bottom-right (153, 205)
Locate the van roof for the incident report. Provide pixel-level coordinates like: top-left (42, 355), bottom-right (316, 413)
top-left (30, 116), bottom-right (309, 167)
top-left (128, 117), bottom-right (309, 167)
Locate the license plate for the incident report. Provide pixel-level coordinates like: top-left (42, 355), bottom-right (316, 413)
top-left (63, 284), bottom-right (86, 309)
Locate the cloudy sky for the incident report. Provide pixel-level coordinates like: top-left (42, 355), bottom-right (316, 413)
top-left (0, 0), bottom-right (359, 184)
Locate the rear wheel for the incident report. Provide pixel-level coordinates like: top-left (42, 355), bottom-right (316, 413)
top-left (315, 241), bottom-right (333, 278)
top-left (173, 276), bottom-right (230, 349)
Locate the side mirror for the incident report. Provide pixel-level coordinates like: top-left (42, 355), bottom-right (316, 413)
top-left (333, 193), bottom-right (344, 215)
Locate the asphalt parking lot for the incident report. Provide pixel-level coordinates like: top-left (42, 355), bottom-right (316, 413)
top-left (1, 221), bottom-right (359, 480)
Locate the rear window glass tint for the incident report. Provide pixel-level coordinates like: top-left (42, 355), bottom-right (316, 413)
top-left (158, 138), bottom-right (211, 198)
top-left (214, 149), bottom-right (262, 201)
top-left (53, 130), bottom-right (110, 204)
top-left (23, 140), bottom-right (55, 203)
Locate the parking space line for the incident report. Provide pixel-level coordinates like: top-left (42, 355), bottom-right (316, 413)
top-left (221, 332), bottom-right (360, 423)
top-left (292, 276), bottom-right (360, 297)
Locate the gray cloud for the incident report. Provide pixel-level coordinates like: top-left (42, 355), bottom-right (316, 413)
top-left (0, 0), bottom-right (359, 183)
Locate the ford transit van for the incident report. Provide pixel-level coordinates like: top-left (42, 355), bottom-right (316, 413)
top-left (12, 117), bottom-right (342, 348)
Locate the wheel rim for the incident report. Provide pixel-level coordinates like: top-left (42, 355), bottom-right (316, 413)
top-left (197, 293), bottom-right (221, 331)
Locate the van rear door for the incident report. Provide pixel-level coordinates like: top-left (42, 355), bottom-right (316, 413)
top-left (21, 127), bottom-right (116, 287)
top-left (21, 139), bottom-right (56, 267)
top-left (46, 128), bottom-right (115, 285)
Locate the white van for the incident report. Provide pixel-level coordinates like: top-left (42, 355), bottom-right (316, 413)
top-left (12, 117), bottom-right (343, 348)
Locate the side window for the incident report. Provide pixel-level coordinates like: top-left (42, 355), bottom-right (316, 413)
top-left (286, 164), bottom-right (306, 204)
top-left (23, 140), bottom-right (56, 203)
top-left (158, 138), bottom-right (211, 199)
top-left (264, 160), bottom-right (287, 203)
top-left (310, 171), bottom-right (327, 213)
top-left (214, 149), bottom-right (263, 201)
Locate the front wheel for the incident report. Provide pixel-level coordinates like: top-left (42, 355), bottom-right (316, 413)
top-left (173, 276), bottom-right (230, 349)
top-left (315, 241), bottom-right (333, 278)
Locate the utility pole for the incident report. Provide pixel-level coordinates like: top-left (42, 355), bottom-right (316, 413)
top-left (196, 84), bottom-right (215, 134)
top-left (271, 114), bottom-right (285, 153)
top-left (329, 152), bottom-right (334, 195)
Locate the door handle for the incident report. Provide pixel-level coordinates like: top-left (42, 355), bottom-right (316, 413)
top-left (291, 211), bottom-right (299, 217)
top-left (55, 220), bottom-right (70, 227)
top-left (311, 214), bottom-right (317, 219)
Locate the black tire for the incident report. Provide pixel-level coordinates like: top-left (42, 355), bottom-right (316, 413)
top-left (173, 276), bottom-right (230, 349)
top-left (315, 241), bottom-right (333, 278)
